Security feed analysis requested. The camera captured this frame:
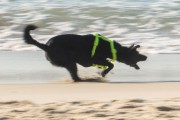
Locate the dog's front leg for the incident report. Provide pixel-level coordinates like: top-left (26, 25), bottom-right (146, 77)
top-left (93, 60), bottom-right (114, 77)
top-left (102, 62), bottom-right (114, 77)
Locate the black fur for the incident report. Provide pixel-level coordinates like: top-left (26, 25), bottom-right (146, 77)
top-left (23, 25), bottom-right (147, 82)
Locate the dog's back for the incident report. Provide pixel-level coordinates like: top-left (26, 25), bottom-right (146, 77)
top-left (46, 34), bottom-right (94, 57)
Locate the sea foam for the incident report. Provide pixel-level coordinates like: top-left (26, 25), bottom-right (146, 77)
top-left (0, 0), bottom-right (180, 53)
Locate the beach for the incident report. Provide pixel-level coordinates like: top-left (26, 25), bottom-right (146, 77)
top-left (0, 0), bottom-right (180, 119)
top-left (0, 51), bottom-right (180, 119)
top-left (0, 52), bottom-right (180, 119)
top-left (0, 82), bottom-right (180, 119)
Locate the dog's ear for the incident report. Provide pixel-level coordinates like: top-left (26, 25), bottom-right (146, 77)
top-left (133, 45), bottom-right (140, 50)
top-left (129, 44), bottom-right (135, 49)
top-left (129, 44), bottom-right (140, 51)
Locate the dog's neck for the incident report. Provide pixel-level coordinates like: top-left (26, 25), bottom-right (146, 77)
top-left (114, 42), bottom-right (131, 62)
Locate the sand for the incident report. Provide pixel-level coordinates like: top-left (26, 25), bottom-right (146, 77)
top-left (0, 82), bottom-right (180, 120)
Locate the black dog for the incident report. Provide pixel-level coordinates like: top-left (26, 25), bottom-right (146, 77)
top-left (23, 25), bottom-right (147, 82)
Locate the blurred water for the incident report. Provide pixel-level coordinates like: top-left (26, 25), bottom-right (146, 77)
top-left (0, 0), bottom-right (180, 53)
top-left (0, 51), bottom-right (179, 83)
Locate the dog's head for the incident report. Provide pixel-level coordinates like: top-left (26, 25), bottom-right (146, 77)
top-left (117, 44), bottom-right (147, 70)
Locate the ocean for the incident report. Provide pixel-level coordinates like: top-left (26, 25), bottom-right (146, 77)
top-left (0, 0), bottom-right (180, 83)
top-left (0, 0), bottom-right (180, 53)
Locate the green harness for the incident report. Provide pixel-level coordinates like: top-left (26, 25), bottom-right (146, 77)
top-left (91, 34), bottom-right (117, 69)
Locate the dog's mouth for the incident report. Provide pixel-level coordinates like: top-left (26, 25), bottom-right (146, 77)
top-left (130, 64), bottom-right (140, 70)
top-left (139, 55), bottom-right (147, 61)
top-left (130, 55), bottom-right (147, 70)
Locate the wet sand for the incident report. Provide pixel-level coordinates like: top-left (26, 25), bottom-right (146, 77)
top-left (0, 51), bottom-right (180, 83)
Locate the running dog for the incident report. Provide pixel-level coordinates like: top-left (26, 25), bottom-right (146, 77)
top-left (23, 25), bottom-right (147, 82)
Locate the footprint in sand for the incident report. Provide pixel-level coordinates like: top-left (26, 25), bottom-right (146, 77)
top-left (121, 104), bottom-right (141, 109)
top-left (0, 117), bottom-right (9, 120)
top-left (128, 99), bottom-right (145, 103)
top-left (156, 106), bottom-right (179, 111)
top-left (93, 113), bottom-right (112, 117)
top-left (43, 108), bottom-right (56, 112)
top-left (11, 109), bottom-right (29, 113)
top-left (43, 107), bottom-right (70, 114)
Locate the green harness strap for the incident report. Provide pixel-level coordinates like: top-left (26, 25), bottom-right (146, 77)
top-left (92, 34), bottom-right (117, 69)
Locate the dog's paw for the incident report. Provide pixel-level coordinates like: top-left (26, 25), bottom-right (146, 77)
top-left (101, 72), bottom-right (106, 77)
top-left (73, 78), bottom-right (83, 82)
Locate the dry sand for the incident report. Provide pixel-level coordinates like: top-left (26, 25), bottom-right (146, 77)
top-left (0, 82), bottom-right (180, 120)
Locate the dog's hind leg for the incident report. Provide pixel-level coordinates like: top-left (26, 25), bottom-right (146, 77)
top-left (93, 60), bottom-right (114, 77)
top-left (66, 63), bottom-right (81, 82)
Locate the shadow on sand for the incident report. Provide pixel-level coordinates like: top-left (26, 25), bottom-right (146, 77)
top-left (79, 76), bottom-right (108, 83)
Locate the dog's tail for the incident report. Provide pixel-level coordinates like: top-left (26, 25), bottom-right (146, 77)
top-left (23, 24), bottom-right (48, 51)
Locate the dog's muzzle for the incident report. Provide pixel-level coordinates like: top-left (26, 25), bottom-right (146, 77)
top-left (139, 55), bottom-right (147, 61)
top-left (131, 55), bottom-right (147, 70)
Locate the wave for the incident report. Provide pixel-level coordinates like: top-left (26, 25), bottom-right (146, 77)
top-left (0, 0), bottom-right (180, 53)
